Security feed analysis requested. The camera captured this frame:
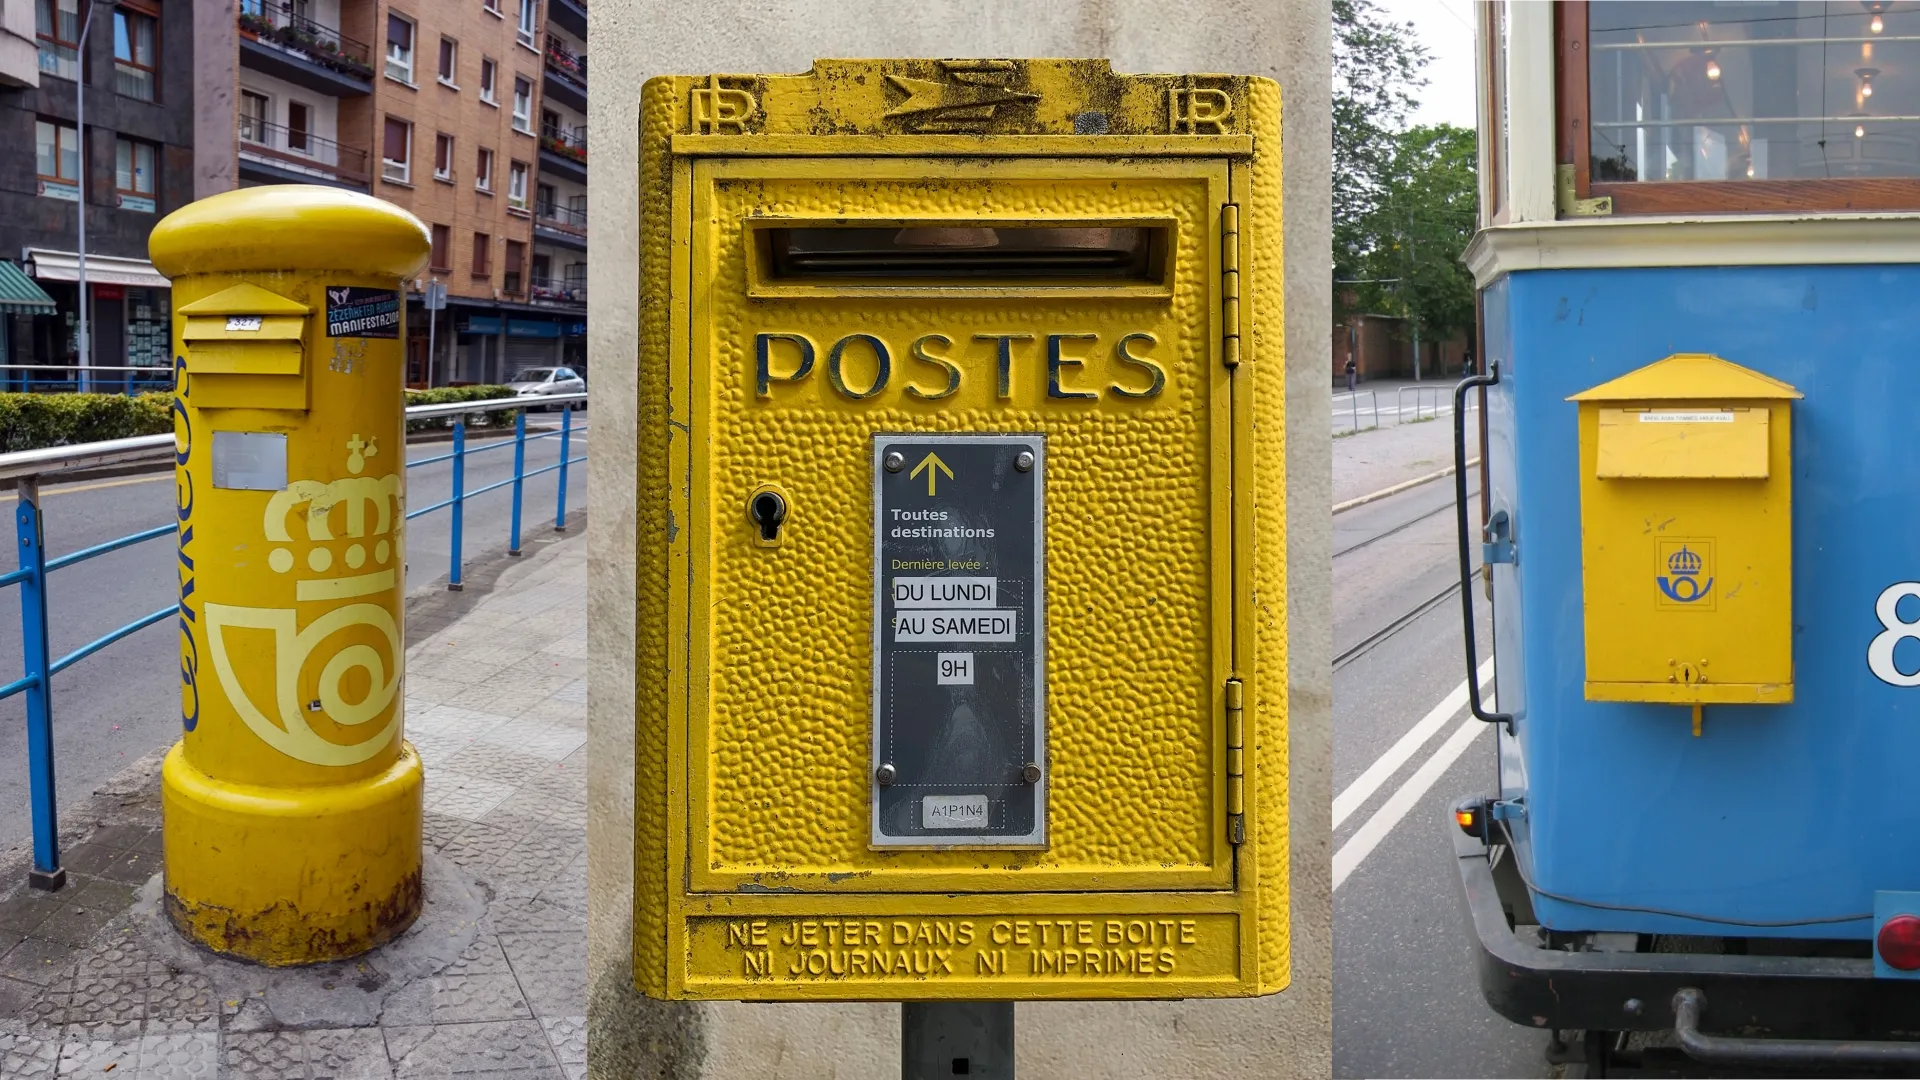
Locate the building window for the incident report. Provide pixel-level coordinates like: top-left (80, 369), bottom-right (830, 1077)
top-left (34, 0), bottom-right (78, 81)
top-left (437, 36), bottom-right (456, 85)
top-left (512, 77), bottom-right (533, 133)
top-left (382, 116), bottom-right (411, 184)
top-left (503, 240), bottom-right (524, 293)
top-left (472, 232), bottom-right (492, 277)
top-left (385, 12), bottom-right (414, 83)
top-left (475, 147), bottom-right (493, 191)
top-left (434, 132), bottom-right (453, 181)
top-left (507, 160), bottom-right (528, 211)
top-left (287, 101), bottom-right (311, 153)
top-left (430, 223), bottom-right (450, 272)
top-left (516, 0), bottom-right (537, 48)
top-left (35, 119), bottom-right (80, 201)
top-left (112, 6), bottom-right (158, 102)
top-left (535, 181), bottom-right (554, 217)
top-left (479, 57), bottom-right (497, 104)
top-left (483, 0), bottom-right (500, 13)
top-left (239, 90), bottom-right (270, 144)
top-left (114, 137), bottom-right (156, 212)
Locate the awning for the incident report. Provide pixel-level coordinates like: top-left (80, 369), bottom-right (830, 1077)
top-left (0, 260), bottom-right (56, 314)
top-left (24, 248), bottom-right (171, 290)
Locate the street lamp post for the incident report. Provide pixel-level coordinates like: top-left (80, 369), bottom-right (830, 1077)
top-left (74, 0), bottom-right (98, 393)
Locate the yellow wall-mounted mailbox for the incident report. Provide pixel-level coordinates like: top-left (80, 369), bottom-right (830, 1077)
top-left (634, 60), bottom-right (1286, 1001)
top-left (1570, 353), bottom-right (1801, 711)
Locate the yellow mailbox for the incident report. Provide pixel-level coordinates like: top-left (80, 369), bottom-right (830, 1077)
top-left (149, 186), bottom-right (430, 964)
top-left (634, 60), bottom-right (1286, 1000)
top-left (1571, 353), bottom-right (1801, 734)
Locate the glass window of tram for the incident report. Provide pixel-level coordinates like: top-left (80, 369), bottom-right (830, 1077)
top-left (1581, 2), bottom-right (1920, 197)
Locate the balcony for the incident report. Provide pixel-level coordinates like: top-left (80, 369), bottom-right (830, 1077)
top-left (237, 8), bottom-right (373, 96)
top-left (538, 123), bottom-right (586, 184)
top-left (529, 276), bottom-right (586, 307)
top-left (548, 0), bottom-right (586, 40)
top-left (533, 203), bottom-right (587, 251)
top-left (542, 35), bottom-right (585, 111)
top-left (236, 118), bottom-right (370, 191)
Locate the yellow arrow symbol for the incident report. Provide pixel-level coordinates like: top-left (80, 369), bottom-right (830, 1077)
top-left (909, 452), bottom-right (954, 496)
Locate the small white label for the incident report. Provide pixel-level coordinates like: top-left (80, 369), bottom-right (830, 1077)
top-left (225, 315), bottom-right (263, 332)
top-left (1639, 411), bottom-right (1734, 424)
top-left (211, 431), bottom-right (288, 491)
top-left (936, 653), bottom-right (973, 685)
top-left (922, 794), bottom-right (989, 830)
top-left (895, 610), bottom-right (1016, 642)
top-left (894, 576), bottom-right (996, 608)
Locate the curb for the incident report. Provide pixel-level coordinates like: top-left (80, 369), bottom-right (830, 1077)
top-left (1333, 457), bottom-right (1480, 516)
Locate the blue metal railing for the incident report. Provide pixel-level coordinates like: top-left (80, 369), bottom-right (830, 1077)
top-left (0, 392), bottom-right (588, 889)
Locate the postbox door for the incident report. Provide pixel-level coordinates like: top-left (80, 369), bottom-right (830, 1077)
top-left (678, 156), bottom-right (1241, 894)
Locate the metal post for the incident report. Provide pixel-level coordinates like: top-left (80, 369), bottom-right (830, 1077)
top-left (425, 303), bottom-right (436, 388)
top-left (508, 406), bottom-right (526, 555)
top-left (74, 0), bottom-right (97, 394)
top-left (901, 1002), bottom-right (1014, 1080)
top-left (448, 420), bottom-right (465, 591)
top-left (554, 401), bottom-right (571, 531)
top-left (14, 477), bottom-right (64, 891)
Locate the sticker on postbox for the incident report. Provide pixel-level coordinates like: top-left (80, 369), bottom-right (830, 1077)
top-left (872, 434), bottom-right (1044, 848)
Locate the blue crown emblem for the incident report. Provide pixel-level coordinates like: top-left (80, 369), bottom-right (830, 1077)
top-left (1667, 546), bottom-right (1702, 576)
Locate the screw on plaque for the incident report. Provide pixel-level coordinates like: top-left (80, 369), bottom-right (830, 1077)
top-left (876, 763), bottom-right (896, 786)
top-left (749, 490), bottom-right (786, 542)
top-left (1015, 450), bottom-right (1034, 473)
top-left (884, 450), bottom-right (905, 472)
top-left (1022, 762), bottom-right (1042, 783)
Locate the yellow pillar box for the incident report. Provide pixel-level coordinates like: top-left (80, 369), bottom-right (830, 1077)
top-left (149, 186), bottom-right (431, 965)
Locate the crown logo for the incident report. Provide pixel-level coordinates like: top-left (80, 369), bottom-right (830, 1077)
top-left (1667, 546), bottom-right (1703, 576)
top-left (263, 434), bottom-right (404, 603)
top-left (204, 434), bottom-right (407, 767)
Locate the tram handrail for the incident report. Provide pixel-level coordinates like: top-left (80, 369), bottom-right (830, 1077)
top-left (1453, 366), bottom-right (1512, 731)
top-left (0, 391), bottom-right (589, 890)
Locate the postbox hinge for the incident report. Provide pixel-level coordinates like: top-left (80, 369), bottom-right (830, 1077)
top-left (1220, 203), bottom-right (1242, 368)
top-left (1555, 164), bottom-right (1613, 217)
top-left (1225, 677), bottom-right (1246, 845)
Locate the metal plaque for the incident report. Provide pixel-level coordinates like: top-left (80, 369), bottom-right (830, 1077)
top-left (871, 433), bottom-right (1045, 847)
top-left (210, 430), bottom-right (288, 492)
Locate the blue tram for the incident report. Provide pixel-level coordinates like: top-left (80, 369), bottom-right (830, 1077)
top-left (1454, 1), bottom-right (1920, 1070)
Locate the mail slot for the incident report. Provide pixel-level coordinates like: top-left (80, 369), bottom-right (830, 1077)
top-left (1570, 353), bottom-right (1802, 727)
top-left (177, 284), bottom-right (311, 410)
top-left (632, 59), bottom-right (1286, 1001)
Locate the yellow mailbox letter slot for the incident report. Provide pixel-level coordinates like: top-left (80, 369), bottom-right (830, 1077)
top-left (635, 60), bottom-right (1287, 1002)
top-left (177, 283), bottom-right (313, 411)
top-left (1570, 354), bottom-right (1802, 720)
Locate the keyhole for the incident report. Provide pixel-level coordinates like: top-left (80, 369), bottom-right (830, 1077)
top-left (750, 490), bottom-right (787, 542)
top-left (1678, 662), bottom-right (1701, 686)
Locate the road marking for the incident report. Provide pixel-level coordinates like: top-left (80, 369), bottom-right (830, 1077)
top-left (1333, 686), bottom-right (1500, 892)
top-left (1333, 458), bottom-right (1481, 515)
top-left (1333, 659), bottom-right (1493, 830)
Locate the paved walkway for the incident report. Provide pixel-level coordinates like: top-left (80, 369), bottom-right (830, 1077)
top-left (1332, 381), bottom-right (1481, 507)
top-left (0, 529), bottom-right (589, 1078)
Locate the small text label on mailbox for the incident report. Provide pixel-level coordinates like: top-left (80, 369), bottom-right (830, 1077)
top-left (759, 330), bottom-right (1166, 402)
top-left (894, 576), bottom-right (996, 607)
top-left (895, 610), bottom-right (1017, 642)
top-left (923, 795), bottom-right (989, 829)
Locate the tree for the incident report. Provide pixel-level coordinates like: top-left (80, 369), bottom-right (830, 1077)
top-left (1359, 124), bottom-right (1479, 345)
top-left (1333, 0), bottom-right (1429, 311)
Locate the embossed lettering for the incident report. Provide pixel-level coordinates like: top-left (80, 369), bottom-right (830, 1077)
top-left (1168, 87), bottom-right (1234, 134)
top-left (1046, 333), bottom-right (1099, 400)
top-left (755, 332), bottom-right (816, 397)
top-left (905, 333), bottom-right (960, 399)
top-left (1111, 332), bottom-right (1166, 399)
top-left (975, 332), bottom-right (1033, 400)
top-left (826, 334), bottom-right (891, 399)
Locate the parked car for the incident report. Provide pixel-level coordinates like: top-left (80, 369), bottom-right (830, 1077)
top-left (506, 367), bottom-right (586, 409)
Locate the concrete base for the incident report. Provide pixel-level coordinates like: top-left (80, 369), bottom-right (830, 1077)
top-left (160, 740), bottom-right (425, 966)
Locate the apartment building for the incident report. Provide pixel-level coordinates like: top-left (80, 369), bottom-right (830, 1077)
top-left (0, 0), bottom-right (193, 390)
top-left (199, 0), bottom-right (585, 388)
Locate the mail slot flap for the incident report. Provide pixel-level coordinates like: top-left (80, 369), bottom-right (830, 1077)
top-left (1596, 406), bottom-right (1769, 480)
top-left (187, 339), bottom-right (303, 377)
top-left (183, 314), bottom-right (307, 343)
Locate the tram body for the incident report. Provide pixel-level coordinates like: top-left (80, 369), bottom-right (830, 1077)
top-left (1456, 1), bottom-right (1920, 1064)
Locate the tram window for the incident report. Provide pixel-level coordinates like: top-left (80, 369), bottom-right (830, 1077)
top-left (1576, 1), bottom-right (1920, 208)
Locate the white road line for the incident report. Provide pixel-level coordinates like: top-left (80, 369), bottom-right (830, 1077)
top-left (1332, 659), bottom-right (1493, 829)
top-left (1333, 689), bottom-right (1501, 892)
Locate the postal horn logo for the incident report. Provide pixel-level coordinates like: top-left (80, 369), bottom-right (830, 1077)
top-left (1656, 542), bottom-right (1714, 605)
top-left (205, 435), bottom-right (405, 766)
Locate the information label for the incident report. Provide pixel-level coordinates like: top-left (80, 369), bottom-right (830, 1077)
top-left (872, 434), bottom-right (1044, 847)
top-left (324, 285), bottom-right (400, 338)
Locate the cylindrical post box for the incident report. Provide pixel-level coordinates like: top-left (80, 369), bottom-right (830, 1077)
top-left (149, 186), bottom-right (430, 965)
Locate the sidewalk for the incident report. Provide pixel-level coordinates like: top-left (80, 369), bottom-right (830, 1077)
top-left (0, 528), bottom-right (589, 1078)
top-left (1332, 383), bottom-right (1479, 507)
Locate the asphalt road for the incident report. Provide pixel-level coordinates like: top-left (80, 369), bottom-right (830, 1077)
top-left (1330, 468), bottom-right (1556, 1080)
top-left (0, 417), bottom-right (590, 858)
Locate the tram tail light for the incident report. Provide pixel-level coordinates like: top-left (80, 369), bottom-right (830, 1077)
top-left (1453, 797), bottom-right (1490, 840)
top-left (1878, 915), bottom-right (1920, 971)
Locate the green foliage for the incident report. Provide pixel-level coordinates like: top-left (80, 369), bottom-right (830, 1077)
top-left (403, 384), bottom-right (521, 432)
top-left (1334, 0), bottom-right (1430, 305)
top-left (1353, 124), bottom-right (1480, 344)
top-left (0, 392), bottom-right (174, 453)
